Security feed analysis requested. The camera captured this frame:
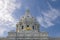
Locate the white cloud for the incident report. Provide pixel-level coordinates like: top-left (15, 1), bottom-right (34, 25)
top-left (37, 2), bottom-right (60, 28)
top-left (0, 0), bottom-right (21, 37)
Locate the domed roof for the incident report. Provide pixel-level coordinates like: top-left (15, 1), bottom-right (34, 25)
top-left (16, 9), bottom-right (40, 32)
top-left (19, 9), bottom-right (37, 24)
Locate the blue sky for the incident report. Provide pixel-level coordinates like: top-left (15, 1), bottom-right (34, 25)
top-left (0, 0), bottom-right (60, 37)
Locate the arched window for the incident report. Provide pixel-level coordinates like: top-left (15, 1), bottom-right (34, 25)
top-left (27, 25), bottom-right (29, 27)
top-left (27, 16), bottom-right (29, 17)
top-left (33, 26), bottom-right (34, 30)
top-left (22, 26), bottom-right (24, 29)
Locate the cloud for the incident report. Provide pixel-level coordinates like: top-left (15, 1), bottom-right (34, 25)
top-left (0, 0), bottom-right (21, 37)
top-left (37, 2), bottom-right (60, 28)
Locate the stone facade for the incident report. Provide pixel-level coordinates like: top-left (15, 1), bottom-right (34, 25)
top-left (7, 30), bottom-right (48, 40)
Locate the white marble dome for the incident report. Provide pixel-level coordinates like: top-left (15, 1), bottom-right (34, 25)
top-left (16, 9), bottom-right (40, 32)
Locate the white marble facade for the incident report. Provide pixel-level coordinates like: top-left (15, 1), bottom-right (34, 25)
top-left (7, 9), bottom-right (48, 40)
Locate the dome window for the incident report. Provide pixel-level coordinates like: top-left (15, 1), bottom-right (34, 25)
top-left (27, 16), bottom-right (29, 17)
top-left (27, 25), bottom-right (29, 27)
top-left (33, 26), bottom-right (34, 30)
top-left (22, 26), bottom-right (24, 29)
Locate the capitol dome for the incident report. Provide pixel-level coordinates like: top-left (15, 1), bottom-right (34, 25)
top-left (16, 9), bottom-right (40, 32)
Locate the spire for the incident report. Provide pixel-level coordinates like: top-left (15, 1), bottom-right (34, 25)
top-left (25, 9), bottom-right (30, 15)
top-left (26, 9), bottom-right (30, 13)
